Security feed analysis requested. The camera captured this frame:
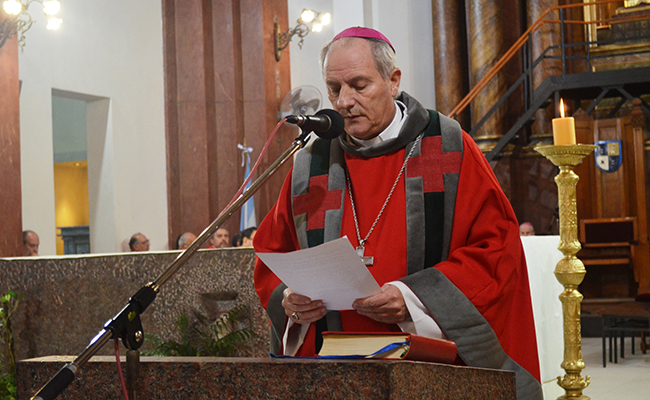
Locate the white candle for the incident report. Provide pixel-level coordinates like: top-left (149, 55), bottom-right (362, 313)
top-left (552, 98), bottom-right (576, 145)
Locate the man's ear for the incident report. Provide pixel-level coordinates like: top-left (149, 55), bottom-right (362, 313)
top-left (389, 68), bottom-right (401, 97)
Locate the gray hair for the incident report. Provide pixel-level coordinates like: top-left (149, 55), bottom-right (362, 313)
top-left (320, 36), bottom-right (397, 81)
top-left (177, 232), bottom-right (193, 249)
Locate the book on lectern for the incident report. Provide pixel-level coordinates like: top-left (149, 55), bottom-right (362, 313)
top-left (317, 331), bottom-right (457, 364)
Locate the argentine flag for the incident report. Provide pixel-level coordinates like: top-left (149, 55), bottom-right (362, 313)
top-left (238, 144), bottom-right (257, 230)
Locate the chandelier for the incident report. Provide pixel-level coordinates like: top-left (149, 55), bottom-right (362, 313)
top-left (0, 0), bottom-right (62, 50)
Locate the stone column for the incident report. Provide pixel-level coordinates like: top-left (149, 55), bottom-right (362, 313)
top-left (162, 0), bottom-right (212, 248)
top-left (0, 17), bottom-right (23, 257)
top-left (432, 0), bottom-right (470, 130)
top-left (526, 0), bottom-right (562, 147)
top-left (236, 0), bottom-right (293, 231)
top-left (162, 0), bottom-right (292, 248)
top-left (466, 0), bottom-right (522, 153)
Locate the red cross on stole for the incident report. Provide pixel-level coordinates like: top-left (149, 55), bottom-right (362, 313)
top-left (407, 136), bottom-right (462, 192)
top-left (293, 174), bottom-right (343, 230)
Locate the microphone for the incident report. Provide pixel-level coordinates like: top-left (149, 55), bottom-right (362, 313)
top-left (286, 109), bottom-right (345, 139)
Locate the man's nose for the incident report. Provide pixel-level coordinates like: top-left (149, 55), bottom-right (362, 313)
top-left (337, 86), bottom-right (355, 110)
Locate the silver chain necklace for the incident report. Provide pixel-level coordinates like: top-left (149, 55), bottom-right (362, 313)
top-left (345, 134), bottom-right (423, 266)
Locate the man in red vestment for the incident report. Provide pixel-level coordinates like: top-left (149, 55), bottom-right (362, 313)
top-left (254, 27), bottom-right (542, 399)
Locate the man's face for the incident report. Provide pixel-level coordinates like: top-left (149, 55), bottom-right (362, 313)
top-left (324, 39), bottom-right (401, 140)
top-left (241, 229), bottom-right (256, 248)
top-left (211, 228), bottom-right (230, 248)
top-left (24, 233), bottom-right (39, 256)
top-left (519, 224), bottom-right (535, 236)
top-left (133, 234), bottom-right (150, 251)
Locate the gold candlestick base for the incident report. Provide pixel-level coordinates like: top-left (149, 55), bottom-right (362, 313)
top-left (535, 144), bottom-right (597, 400)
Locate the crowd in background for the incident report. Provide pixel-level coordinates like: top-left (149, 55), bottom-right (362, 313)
top-left (24, 221), bottom-right (530, 256)
top-left (129, 226), bottom-right (257, 252)
top-left (24, 222), bottom-right (534, 256)
top-left (19, 226), bottom-right (258, 257)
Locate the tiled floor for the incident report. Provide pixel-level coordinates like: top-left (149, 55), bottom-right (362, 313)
top-left (542, 336), bottom-right (650, 399)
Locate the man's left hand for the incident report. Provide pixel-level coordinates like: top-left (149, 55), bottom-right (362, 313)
top-left (352, 284), bottom-right (409, 324)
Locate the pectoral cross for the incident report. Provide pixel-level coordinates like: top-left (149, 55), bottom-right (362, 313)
top-left (356, 245), bottom-right (374, 266)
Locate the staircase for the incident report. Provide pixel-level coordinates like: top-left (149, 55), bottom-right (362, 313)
top-left (450, 1), bottom-right (650, 162)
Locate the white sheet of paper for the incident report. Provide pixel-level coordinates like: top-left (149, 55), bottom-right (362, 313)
top-left (256, 237), bottom-right (381, 310)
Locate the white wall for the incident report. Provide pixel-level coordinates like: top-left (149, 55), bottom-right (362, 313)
top-left (18, 1), bottom-right (434, 254)
top-left (287, 0), bottom-right (435, 111)
top-left (19, 1), bottom-right (167, 253)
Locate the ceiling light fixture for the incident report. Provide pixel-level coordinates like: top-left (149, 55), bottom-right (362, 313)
top-left (0, 0), bottom-right (62, 50)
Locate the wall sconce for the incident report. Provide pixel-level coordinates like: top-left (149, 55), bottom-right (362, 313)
top-left (274, 8), bottom-right (331, 61)
top-left (0, 0), bottom-right (62, 50)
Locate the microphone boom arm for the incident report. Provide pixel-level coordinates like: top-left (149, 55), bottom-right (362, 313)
top-left (31, 130), bottom-right (314, 400)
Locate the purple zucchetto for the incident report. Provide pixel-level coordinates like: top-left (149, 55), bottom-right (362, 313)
top-left (331, 26), bottom-right (395, 53)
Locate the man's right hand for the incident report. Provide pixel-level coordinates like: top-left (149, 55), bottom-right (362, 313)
top-left (282, 288), bottom-right (327, 325)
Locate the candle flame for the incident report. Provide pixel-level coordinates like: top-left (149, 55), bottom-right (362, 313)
top-left (560, 98), bottom-right (565, 118)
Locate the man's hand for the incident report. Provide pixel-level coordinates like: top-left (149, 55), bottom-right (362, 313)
top-left (352, 284), bottom-right (409, 324)
top-left (282, 288), bottom-right (327, 325)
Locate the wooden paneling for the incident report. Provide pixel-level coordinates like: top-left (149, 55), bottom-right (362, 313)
top-left (575, 108), bottom-right (595, 222)
top-left (593, 119), bottom-right (629, 218)
top-left (576, 105), bottom-right (650, 296)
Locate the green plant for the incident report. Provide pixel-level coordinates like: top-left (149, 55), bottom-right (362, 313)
top-left (144, 304), bottom-right (256, 357)
top-left (0, 375), bottom-right (15, 400)
top-left (0, 290), bottom-right (22, 400)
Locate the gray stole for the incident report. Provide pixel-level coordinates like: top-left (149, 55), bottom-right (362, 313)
top-left (284, 111), bottom-right (543, 399)
top-left (288, 110), bottom-right (461, 336)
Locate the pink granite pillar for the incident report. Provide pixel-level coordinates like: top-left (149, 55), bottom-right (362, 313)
top-left (0, 15), bottom-right (23, 257)
top-left (162, 0), bottom-right (292, 247)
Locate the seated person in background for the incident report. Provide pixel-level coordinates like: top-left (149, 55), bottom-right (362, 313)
top-left (231, 232), bottom-right (243, 247)
top-left (129, 233), bottom-right (150, 251)
top-left (23, 230), bottom-right (40, 256)
top-left (240, 227), bottom-right (257, 247)
top-left (209, 227), bottom-right (230, 249)
top-left (177, 232), bottom-right (197, 250)
top-left (253, 27), bottom-right (541, 399)
top-left (519, 222), bottom-right (535, 236)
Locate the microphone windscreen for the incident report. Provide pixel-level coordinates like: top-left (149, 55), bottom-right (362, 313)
top-left (315, 109), bottom-right (345, 140)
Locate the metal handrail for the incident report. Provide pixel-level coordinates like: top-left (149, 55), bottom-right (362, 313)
top-left (447, 0), bottom-right (650, 121)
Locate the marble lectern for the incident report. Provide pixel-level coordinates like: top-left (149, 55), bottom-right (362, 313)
top-left (0, 249), bottom-right (268, 361)
top-left (18, 356), bottom-right (516, 399)
top-left (4, 249), bottom-right (516, 399)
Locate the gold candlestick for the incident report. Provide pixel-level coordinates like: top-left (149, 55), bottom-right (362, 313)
top-left (535, 144), bottom-right (596, 400)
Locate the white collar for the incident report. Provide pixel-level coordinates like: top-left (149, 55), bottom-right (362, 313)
top-left (350, 100), bottom-right (408, 148)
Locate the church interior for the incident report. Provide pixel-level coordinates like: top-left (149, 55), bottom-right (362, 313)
top-left (1, 0), bottom-right (649, 398)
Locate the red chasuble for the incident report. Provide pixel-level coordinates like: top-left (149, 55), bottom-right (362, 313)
top-left (254, 134), bottom-right (540, 381)
top-left (255, 95), bottom-right (541, 392)
top-left (255, 148), bottom-right (410, 356)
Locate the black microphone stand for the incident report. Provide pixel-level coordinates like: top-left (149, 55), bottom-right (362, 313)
top-left (31, 127), bottom-right (317, 400)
